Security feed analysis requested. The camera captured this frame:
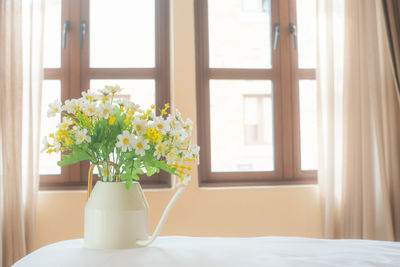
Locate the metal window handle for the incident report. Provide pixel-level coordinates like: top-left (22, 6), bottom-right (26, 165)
top-left (273, 23), bottom-right (280, 50)
top-left (289, 23), bottom-right (297, 50)
top-left (63, 21), bottom-right (70, 49)
top-left (80, 20), bottom-right (87, 48)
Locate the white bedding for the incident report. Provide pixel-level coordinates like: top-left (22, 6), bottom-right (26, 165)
top-left (13, 236), bottom-right (400, 267)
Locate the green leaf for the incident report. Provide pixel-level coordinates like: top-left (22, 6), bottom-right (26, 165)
top-left (125, 177), bottom-right (133, 189)
top-left (135, 168), bottom-right (144, 175)
top-left (132, 173), bottom-right (140, 180)
top-left (58, 150), bottom-right (90, 166)
top-left (120, 173), bottom-right (129, 180)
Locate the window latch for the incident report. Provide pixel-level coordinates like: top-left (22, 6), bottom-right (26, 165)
top-left (80, 20), bottom-right (87, 48)
top-left (289, 23), bottom-right (297, 50)
top-left (62, 20), bottom-right (70, 49)
top-left (273, 23), bottom-right (280, 50)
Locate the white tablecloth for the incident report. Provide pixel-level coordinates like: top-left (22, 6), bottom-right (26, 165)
top-left (13, 236), bottom-right (400, 267)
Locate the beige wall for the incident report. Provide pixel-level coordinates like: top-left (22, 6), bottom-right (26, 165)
top-left (34, 0), bottom-right (322, 250)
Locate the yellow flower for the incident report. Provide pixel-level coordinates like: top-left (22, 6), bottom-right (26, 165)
top-left (125, 115), bottom-right (133, 126)
top-left (109, 115), bottom-right (116, 125)
top-left (65, 137), bottom-right (73, 146)
top-left (161, 103), bottom-right (170, 116)
top-left (101, 95), bottom-right (109, 103)
top-left (46, 148), bottom-right (57, 154)
top-left (146, 128), bottom-right (162, 143)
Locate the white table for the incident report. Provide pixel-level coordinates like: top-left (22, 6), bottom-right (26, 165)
top-left (13, 236), bottom-right (400, 267)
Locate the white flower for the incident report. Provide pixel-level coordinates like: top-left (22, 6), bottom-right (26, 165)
top-left (169, 127), bottom-right (186, 143)
top-left (109, 85), bottom-right (122, 94)
top-left (53, 140), bottom-right (61, 152)
top-left (116, 98), bottom-right (129, 106)
top-left (152, 117), bottom-right (170, 134)
top-left (188, 141), bottom-right (200, 155)
top-left (63, 99), bottom-right (81, 114)
top-left (75, 129), bottom-right (91, 144)
top-left (57, 117), bottom-right (73, 130)
top-left (133, 118), bottom-right (148, 135)
top-left (166, 149), bottom-right (178, 164)
top-left (176, 174), bottom-right (191, 186)
top-left (98, 102), bottom-right (114, 119)
top-left (183, 119), bottom-right (193, 133)
top-left (154, 142), bottom-right (168, 159)
top-left (81, 90), bottom-right (97, 102)
top-left (99, 85), bottom-right (122, 95)
top-left (186, 141), bottom-right (200, 163)
top-left (47, 100), bottom-right (62, 117)
top-left (134, 136), bottom-right (150, 156)
top-left (99, 87), bottom-right (110, 95)
top-left (175, 109), bottom-right (183, 122)
top-left (116, 130), bottom-right (136, 152)
top-left (82, 101), bottom-right (98, 117)
top-left (99, 165), bottom-right (114, 181)
top-left (117, 98), bottom-right (142, 114)
top-left (41, 137), bottom-right (50, 153)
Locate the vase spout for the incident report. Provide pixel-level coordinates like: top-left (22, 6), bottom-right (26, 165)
top-left (135, 186), bottom-right (186, 247)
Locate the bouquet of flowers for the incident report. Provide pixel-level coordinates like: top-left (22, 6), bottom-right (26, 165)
top-left (42, 85), bottom-right (199, 188)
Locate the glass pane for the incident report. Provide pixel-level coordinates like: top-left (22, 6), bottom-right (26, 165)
top-left (210, 80), bottom-right (274, 172)
top-left (299, 80), bottom-right (318, 170)
top-left (43, 0), bottom-right (62, 68)
top-left (296, 0), bottom-right (317, 69)
top-left (90, 0), bottom-right (155, 68)
top-left (90, 80), bottom-right (155, 109)
top-left (208, 0), bottom-right (272, 68)
top-left (40, 80), bottom-right (61, 174)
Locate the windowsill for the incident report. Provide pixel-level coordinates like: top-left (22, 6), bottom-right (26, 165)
top-left (198, 183), bottom-right (318, 190)
top-left (198, 177), bottom-right (318, 188)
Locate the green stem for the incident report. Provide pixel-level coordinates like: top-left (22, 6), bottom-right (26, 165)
top-left (61, 111), bottom-right (79, 125)
top-left (94, 152), bottom-right (104, 181)
top-left (96, 164), bottom-right (104, 181)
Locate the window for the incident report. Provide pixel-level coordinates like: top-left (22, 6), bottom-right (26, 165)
top-left (40, 0), bottom-right (170, 190)
top-left (243, 94), bottom-right (272, 146)
top-left (195, 0), bottom-right (317, 186)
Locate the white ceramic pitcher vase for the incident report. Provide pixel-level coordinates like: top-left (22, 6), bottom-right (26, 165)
top-left (83, 163), bottom-right (185, 249)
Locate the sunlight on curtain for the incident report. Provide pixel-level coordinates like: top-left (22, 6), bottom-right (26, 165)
top-left (0, 0), bottom-right (44, 266)
top-left (316, 0), bottom-right (344, 238)
top-left (317, 0), bottom-right (400, 241)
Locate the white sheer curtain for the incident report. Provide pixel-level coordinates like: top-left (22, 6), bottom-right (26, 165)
top-left (317, 0), bottom-right (400, 240)
top-left (0, 0), bottom-right (45, 266)
top-left (316, 0), bottom-right (344, 239)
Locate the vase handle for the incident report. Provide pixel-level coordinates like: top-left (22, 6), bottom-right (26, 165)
top-left (87, 162), bottom-right (120, 199)
top-left (135, 186), bottom-right (186, 247)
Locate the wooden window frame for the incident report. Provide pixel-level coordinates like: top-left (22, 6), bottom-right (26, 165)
top-left (195, 0), bottom-right (317, 187)
top-left (40, 0), bottom-right (171, 190)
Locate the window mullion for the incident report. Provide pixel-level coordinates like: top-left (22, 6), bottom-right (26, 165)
top-left (278, 0), bottom-right (295, 178)
top-left (65, 0), bottom-right (82, 184)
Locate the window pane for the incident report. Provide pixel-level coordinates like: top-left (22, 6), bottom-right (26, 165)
top-left (296, 0), bottom-right (317, 69)
top-left (90, 80), bottom-right (155, 109)
top-left (90, 0), bottom-right (155, 68)
top-left (208, 0), bottom-right (272, 68)
top-left (299, 80), bottom-right (318, 170)
top-left (40, 80), bottom-right (61, 174)
top-left (210, 80), bottom-right (274, 172)
top-left (43, 0), bottom-right (62, 68)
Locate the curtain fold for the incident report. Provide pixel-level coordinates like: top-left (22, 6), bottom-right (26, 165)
top-left (317, 0), bottom-right (345, 239)
top-left (0, 0), bottom-right (44, 266)
top-left (382, 0), bottom-right (400, 91)
top-left (317, 0), bottom-right (400, 241)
